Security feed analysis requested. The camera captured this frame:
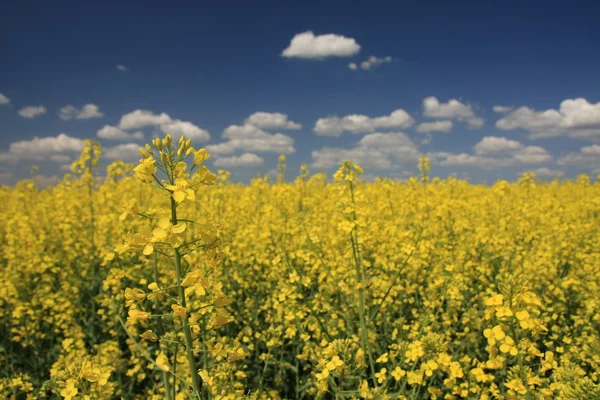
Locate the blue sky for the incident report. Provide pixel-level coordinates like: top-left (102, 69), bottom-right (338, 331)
top-left (1, 0), bottom-right (599, 185)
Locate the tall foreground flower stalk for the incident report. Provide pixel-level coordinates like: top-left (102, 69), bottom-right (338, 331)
top-left (117, 134), bottom-right (240, 399)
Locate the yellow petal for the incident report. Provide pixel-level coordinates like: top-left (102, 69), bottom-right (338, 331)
top-left (143, 244), bottom-right (154, 255)
top-left (152, 227), bottom-right (168, 240)
top-left (158, 218), bottom-right (171, 229)
top-left (172, 223), bottom-right (187, 234)
top-left (173, 191), bottom-right (186, 203)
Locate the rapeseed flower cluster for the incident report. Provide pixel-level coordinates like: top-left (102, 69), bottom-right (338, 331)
top-left (1, 143), bottom-right (599, 399)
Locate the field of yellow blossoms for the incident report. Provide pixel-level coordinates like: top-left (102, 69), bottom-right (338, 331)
top-left (1, 135), bottom-right (600, 400)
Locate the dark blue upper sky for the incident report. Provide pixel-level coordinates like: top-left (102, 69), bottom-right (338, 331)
top-left (1, 0), bottom-right (599, 185)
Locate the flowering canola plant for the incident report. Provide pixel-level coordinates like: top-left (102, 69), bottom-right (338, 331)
top-left (1, 143), bottom-right (600, 399)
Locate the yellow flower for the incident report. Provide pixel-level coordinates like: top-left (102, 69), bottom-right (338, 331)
top-left (391, 366), bottom-right (406, 381)
top-left (325, 355), bottom-right (344, 371)
top-left (124, 287), bottom-right (146, 307)
top-left (60, 379), bottom-right (78, 400)
top-left (119, 199), bottom-right (138, 220)
top-left (375, 368), bottom-right (387, 384)
top-left (171, 304), bottom-right (186, 318)
top-left (140, 330), bottom-right (158, 341)
top-left (164, 178), bottom-right (195, 204)
top-left (156, 352), bottom-right (170, 372)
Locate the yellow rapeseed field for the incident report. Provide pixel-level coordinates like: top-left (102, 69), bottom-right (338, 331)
top-left (1, 135), bottom-right (600, 399)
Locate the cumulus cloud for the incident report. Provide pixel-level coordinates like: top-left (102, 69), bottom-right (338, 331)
top-left (0, 93), bottom-right (10, 105)
top-left (348, 56), bottom-right (392, 71)
top-left (493, 105), bottom-right (514, 113)
top-left (314, 109), bottom-right (415, 136)
top-left (245, 112), bottom-right (301, 130)
top-left (18, 105), bottom-right (47, 119)
top-left (59, 104), bottom-right (104, 120)
top-left (97, 125), bottom-right (144, 141)
top-left (0, 133), bottom-right (84, 163)
top-left (49, 154), bottom-right (71, 163)
top-left (117, 64), bottom-right (128, 71)
top-left (104, 143), bottom-right (143, 161)
top-left (558, 145), bottom-right (600, 170)
top-left (474, 136), bottom-right (523, 155)
top-left (416, 120), bottom-right (453, 133)
top-left (207, 124), bottom-right (295, 155)
top-left (496, 98), bottom-right (600, 140)
top-left (282, 31), bottom-right (360, 59)
top-left (159, 120), bottom-right (210, 141)
top-left (433, 143), bottom-right (552, 170)
top-left (312, 132), bottom-right (420, 170)
top-left (213, 153), bottom-right (264, 168)
top-left (435, 153), bottom-right (512, 169)
top-left (119, 110), bottom-right (172, 130)
top-left (115, 109), bottom-right (210, 141)
top-left (512, 146), bottom-right (552, 164)
top-left (423, 96), bottom-right (484, 129)
top-left (520, 167), bottom-right (563, 178)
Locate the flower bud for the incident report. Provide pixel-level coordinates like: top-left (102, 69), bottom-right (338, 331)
top-left (160, 151), bottom-right (169, 166)
top-left (163, 134), bottom-right (172, 148)
top-left (153, 138), bottom-right (163, 150)
top-left (145, 144), bottom-right (153, 154)
top-left (139, 148), bottom-right (150, 159)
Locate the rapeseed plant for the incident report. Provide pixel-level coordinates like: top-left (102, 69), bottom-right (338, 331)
top-left (0, 145), bottom-right (599, 399)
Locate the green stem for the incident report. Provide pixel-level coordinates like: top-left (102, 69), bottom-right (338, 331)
top-left (348, 181), bottom-right (377, 387)
top-left (171, 196), bottom-right (203, 399)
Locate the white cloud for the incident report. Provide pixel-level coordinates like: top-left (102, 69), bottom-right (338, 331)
top-left (59, 104), bottom-right (104, 120)
top-left (581, 144), bottom-right (600, 156)
top-left (117, 64), bottom-right (128, 71)
top-left (49, 154), bottom-right (71, 163)
top-left (474, 136), bottom-right (523, 155)
top-left (282, 31), bottom-right (360, 59)
top-left (493, 105), bottom-right (514, 113)
top-left (245, 112), bottom-right (301, 130)
top-left (416, 120), bottom-right (453, 133)
top-left (520, 167), bottom-right (563, 178)
top-left (0, 93), bottom-right (10, 105)
top-left (512, 146), bottom-right (552, 164)
top-left (314, 109), bottom-right (415, 136)
top-left (434, 142), bottom-right (552, 170)
top-left (348, 56), bottom-right (392, 71)
top-left (97, 125), bottom-right (144, 141)
top-left (118, 109), bottom-right (172, 130)
top-left (116, 109), bottom-right (210, 141)
top-left (104, 143), bottom-right (143, 161)
top-left (423, 96), bottom-right (484, 129)
top-left (213, 153), bottom-right (264, 168)
top-left (496, 98), bottom-right (600, 140)
top-left (312, 132), bottom-right (420, 169)
top-left (436, 153), bottom-right (512, 169)
top-left (18, 105), bottom-right (47, 119)
top-left (159, 120), bottom-right (210, 141)
top-left (10, 133), bottom-right (83, 157)
top-left (558, 145), bottom-right (600, 169)
top-left (0, 133), bottom-right (84, 163)
top-left (207, 124), bottom-right (295, 155)
top-left (424, 96), bottom-right (474, 119)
